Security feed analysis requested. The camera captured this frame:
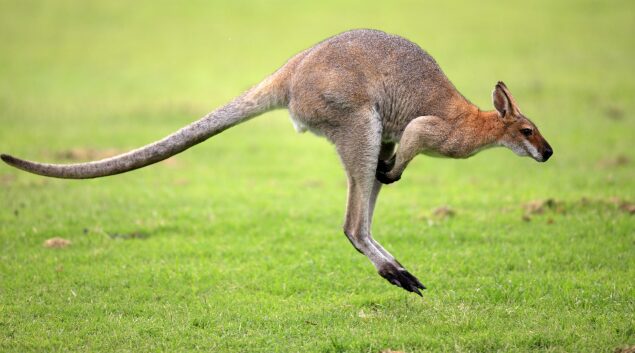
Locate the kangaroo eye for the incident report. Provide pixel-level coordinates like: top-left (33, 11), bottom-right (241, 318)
top-left (520, 128), bottom-right (533, 137)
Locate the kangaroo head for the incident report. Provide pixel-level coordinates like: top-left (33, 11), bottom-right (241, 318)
top-left (492, 81), bottom-right (553, 162)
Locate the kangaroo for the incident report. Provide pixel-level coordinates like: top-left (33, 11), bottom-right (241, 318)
top-left (1, 29), bottom-right (552, 296)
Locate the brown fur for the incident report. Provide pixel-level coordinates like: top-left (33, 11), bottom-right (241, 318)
top-left (1, 29), bottom-right (552, 295)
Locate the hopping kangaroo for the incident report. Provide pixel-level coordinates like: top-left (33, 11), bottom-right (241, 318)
top-left (2, 29), bottom-right (552, 296)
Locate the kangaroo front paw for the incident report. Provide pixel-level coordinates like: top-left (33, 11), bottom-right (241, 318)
top-left (376, 170), bottom-right (401, 184)
top-left (378, 262), bottom-right (426, 296)
top-left (377, 156), bottom-right (395, 173)
top-left (376, 155), bottom-right (400, 184)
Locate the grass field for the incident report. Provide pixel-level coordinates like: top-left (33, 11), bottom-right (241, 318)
top-left (1, 0), bottom-right (634, 351)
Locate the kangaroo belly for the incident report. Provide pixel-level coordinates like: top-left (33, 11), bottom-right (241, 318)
top-left (289, 114), bottom-right (308, 133)
top-left (288, 113), bottom-right (325, 137)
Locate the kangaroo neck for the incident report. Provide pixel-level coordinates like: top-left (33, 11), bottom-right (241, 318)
top-left (447, 103), bottom-right (505, 157)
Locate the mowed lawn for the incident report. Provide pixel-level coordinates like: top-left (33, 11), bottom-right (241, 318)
top-left (1, 0), bottom-right (634, 352)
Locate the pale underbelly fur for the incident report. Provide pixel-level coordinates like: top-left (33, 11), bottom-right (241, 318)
top-left (288, 114), bottom-right (325, 137)
top-left (288, 112), bottom-right (402, 142)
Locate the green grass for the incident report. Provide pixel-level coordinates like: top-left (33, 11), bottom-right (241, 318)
top-left (1, 0), bottom-right (634, 351)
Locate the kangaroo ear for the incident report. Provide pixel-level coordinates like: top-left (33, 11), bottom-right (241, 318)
top-left (492, 81), bottom-right (520, 117)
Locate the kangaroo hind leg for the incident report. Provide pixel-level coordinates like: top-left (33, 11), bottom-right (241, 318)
top-left (334, 112), bottom-right (425, 295)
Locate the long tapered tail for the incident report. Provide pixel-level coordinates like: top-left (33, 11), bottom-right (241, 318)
top-left (1, 77), bottom-right (285, 179)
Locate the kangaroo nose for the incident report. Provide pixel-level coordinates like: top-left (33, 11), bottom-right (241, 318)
top-left (542, 147), bottom-right (553, 162)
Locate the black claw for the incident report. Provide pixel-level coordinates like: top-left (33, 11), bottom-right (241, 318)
top-left (378, 264), bottom-right (426, 296)
top-left (411, 286), bottom-right (423, 297)
top-left (401, 269), bottom-right (426, 290)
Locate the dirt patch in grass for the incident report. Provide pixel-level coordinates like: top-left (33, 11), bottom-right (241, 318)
top-left (614, 345), bottom-right (635, 353)
top-left (604, 105), bottom-right (625, 120)
top-left (108, 231), bottom-right (148, 240)
top-left (43, 237), bottom-right (71, 248)
top-left (415, 205), bottom-right (458, 228)
top-left (302, 179), bottom-right (324, 189)
top-left (162, 157), bottom-right (181, 168)
top-left (521, 198), bottom-right (564, 221)
top-left (522, 197), bottom-right (634, 221)
top-left (418, 205), bottom-right (456, 224)
top-left (432, 205), bottom-right (455, 220)
top-left (598, 155), bottom-right (630, 168)
top-left (0, 174), bottom-right (16, 186)
top-left (173, 178), bottom-right (189, 186)
top-left (618, 201), bottom-right (635, 214)
top-left (522, 198), bottom-right (562, 215)
top-left (608, 197), bottom-right (635, 214)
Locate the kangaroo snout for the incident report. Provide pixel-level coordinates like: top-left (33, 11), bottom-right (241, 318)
top-left (542, 146), bottom-right (553, 162)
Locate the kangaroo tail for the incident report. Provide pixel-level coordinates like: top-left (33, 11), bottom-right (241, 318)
top-left (1, 77), bottom-right (287, 179)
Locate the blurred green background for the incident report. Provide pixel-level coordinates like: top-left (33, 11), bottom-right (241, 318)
top-left (1, 0), bottom-right (633, 352)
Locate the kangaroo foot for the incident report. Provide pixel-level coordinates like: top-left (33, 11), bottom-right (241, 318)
top-left (378, 261), bottom-right (426, 296)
